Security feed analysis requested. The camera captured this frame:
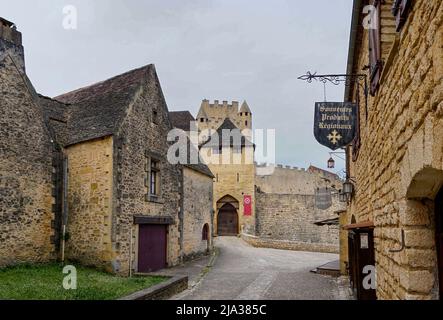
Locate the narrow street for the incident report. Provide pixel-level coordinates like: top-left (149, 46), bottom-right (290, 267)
top-left (176, 237), bottom-right (350, 300)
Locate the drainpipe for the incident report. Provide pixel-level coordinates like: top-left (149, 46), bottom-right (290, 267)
top-left (61, 155), bottom-right (69, 265)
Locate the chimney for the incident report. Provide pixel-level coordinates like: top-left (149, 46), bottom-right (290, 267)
top-left (0, 17), bottom-right (25, 73)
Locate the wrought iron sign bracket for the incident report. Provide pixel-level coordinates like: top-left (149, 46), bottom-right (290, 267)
top-left (298, 71), bottom-right (368, 112)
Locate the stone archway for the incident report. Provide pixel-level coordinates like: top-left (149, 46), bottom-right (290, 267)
top-left (403, 167), bottom-right (443, 299)
top-left (216, 195), bottom-right (239, 236)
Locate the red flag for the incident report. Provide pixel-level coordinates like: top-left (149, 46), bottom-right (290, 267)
top-left (244, 195), bottom-right (252, 216)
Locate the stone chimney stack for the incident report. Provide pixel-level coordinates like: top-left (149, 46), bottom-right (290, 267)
top-left (0, 17), bottom-right (25, 73)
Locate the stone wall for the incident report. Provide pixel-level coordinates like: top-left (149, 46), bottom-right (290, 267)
top-left (0, 54), bottom-right (55, 267)
top-left (346, 0), bottom-right (443, 299)
top-left (65, 136), bottom-right (114, 271)
top-left (115, 66), bottom-right (181, 275)
top-left (255, 193), bottom-right (340, 253)
top-left (182, 167), bottom-right (213, 260)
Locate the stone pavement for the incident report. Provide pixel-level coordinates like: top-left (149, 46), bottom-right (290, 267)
top-left (171, 237), bottom-right (352, 300)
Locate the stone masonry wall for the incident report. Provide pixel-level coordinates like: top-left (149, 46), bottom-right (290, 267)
top-left (115, 66), bottom-right (181, 275)
top-left (0, 55), bottom-right (55, 267)
top-left (255, 193), bottom-right (340, 253)
top-left (347, 0), bottom-right (443, 299)
top-left (182, 167), bottom-right (213, 260)
top-left (65, 136), bottom-right (114, 271)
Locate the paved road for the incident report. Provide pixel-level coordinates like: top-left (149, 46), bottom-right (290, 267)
top-left (178, 237), bottom-right (348, 300)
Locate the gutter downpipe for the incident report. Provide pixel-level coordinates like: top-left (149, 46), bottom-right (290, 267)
top-left (61, 155), bottom-right (69, 265)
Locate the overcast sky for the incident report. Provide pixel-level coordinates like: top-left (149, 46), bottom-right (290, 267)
top-left (1, 0), bottom-right (353, 174)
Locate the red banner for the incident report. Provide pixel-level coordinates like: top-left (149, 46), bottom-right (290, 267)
top-left (244, 195), bottom-right (252, 216)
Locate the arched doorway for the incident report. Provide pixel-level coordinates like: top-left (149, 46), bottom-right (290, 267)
top-left (436, 187), bottom-right (443, 299)
top-left (217, 203), bottom-right (239, 236)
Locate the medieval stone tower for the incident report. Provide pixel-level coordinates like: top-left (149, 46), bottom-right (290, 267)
top-left (197, 100), bottom-right (256, 236)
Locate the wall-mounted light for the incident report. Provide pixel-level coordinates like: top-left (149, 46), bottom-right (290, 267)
top-left (327, 157), bottom-right (335, 169)
top-left (338, 190), bottom-right (348, 203)
top-left (343, 180), bottom-right (354, 195)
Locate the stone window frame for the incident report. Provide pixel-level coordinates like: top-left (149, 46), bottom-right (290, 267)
top-left (145, 151), bottom-right (163, 203)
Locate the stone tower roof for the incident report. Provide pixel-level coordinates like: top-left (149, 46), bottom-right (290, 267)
top-left (200, 118), bottom-right (254, 148)
top-left (240, 100), bottom-right (251, 113)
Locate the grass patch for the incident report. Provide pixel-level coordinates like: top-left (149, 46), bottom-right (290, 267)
top-left (0, 263), bottom-right (167, 300)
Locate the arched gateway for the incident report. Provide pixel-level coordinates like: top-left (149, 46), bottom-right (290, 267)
top-left (216, 195), bottom-right (239, 236)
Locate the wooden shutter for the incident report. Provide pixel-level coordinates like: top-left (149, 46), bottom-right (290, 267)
top-left (369, 0), bottom-right (382, 96)
top-left (392, 0), bottom-right (412, 32)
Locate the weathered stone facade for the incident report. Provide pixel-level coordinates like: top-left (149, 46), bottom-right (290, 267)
top-left (0, 23), bottom-right (56, 267)
top-left (64, 136), bottom-right (114, 271)
top-left (344, 0), bottom-right (443, 299)
top-left (1, 19), bottom-right (215, 274)
top-left (182, 167), bottom-right (213, 260)
top-left (254, 166), bottom-right (343, 253)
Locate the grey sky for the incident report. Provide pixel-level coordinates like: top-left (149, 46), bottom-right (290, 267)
top-left (1, 0), bottom-right (353, 173)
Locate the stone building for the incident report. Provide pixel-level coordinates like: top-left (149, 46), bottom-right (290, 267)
top-left (343, 0), bottom-right (443, 299)
top-left (183, 99), bottom-right (343, 253)
top-left (0, 18), bottom-right (214, 274)
top-left (169, 111), bottom-right (215, 261)
top-left (0, 18), bottom-right (59, 266)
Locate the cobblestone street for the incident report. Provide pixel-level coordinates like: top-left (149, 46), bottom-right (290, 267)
top-left (176, 237), bottom-right (351, 300)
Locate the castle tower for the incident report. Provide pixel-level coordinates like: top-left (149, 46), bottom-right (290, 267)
top-left (196, 99), bottom-right (256, 237)
top-left (239, 101), bottom-right (252, 130)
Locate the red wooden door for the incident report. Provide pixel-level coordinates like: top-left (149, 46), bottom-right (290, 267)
top-left (138, 224), bottom-right (167, 273)
top-left (436, 189), bottom-right (443, 300)
top-left (217, 204), bottom-right (238, 236)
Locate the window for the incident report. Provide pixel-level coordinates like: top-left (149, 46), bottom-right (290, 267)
top-left (152, 109), bottom-right (159, 124)
top-left (369, 0), bottom-right (382, 96)
top-left (200, 118), bottom-right (205, 123)
top-left (245, 121), bottom-right (248, 126)
top-left (237, 173), bottom-right (240, 182)
top-left (245, 112), bottom-right (249, 116)
top-left (392, 0), bottom-right (412, 32)
top-left (150, 159), bottom-right (160, 196)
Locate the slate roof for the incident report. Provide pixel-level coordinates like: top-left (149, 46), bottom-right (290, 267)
top-left (183, 138), bottom-right (214, 178)
top-left (169, 111), bottom-right (214, 178)
top-left (54, 65), bottom-right (152, 146)
top-left (200, 118), bottom-right (254, 148)
top-left (169, 111), bottom-right (195, 132)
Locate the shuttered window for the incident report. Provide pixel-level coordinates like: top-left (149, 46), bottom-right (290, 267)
top-left (369, 0), bottom-right (382, 96)
top-left (392, 0), bottom-right (412, 32)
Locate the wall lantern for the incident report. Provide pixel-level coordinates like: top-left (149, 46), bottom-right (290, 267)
top-left (343, 180), bottom-right (354, 195)
top-left (327, 157), bottom-right (335, 169)
top-left (338, 190), bottom-right (348, 203)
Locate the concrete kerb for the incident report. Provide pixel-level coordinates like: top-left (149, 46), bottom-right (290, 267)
top-left (119, 275), bottom-right (188, 300)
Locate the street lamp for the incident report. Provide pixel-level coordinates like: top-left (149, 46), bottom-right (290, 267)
top-left (338, 190), bottom-right (348, 203)
top-left (327, 157), bottom-right (335, 169)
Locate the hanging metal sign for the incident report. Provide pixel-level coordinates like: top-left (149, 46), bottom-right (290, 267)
top-left (315, 188), bottom-right (332, 210)
top-left (314, 102), bottom-right (357, 151)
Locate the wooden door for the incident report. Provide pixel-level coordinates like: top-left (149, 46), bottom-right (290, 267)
top-left (138, 224), bottom-right (167, 273)
top-left (436, 188), bottom-right (443, 300)
top-left (356, 229), bottom-right (376, 300)
top-left (348, 228), bottom-right (376, 300)
top-left (217, 204), bottom-right (238, 236)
